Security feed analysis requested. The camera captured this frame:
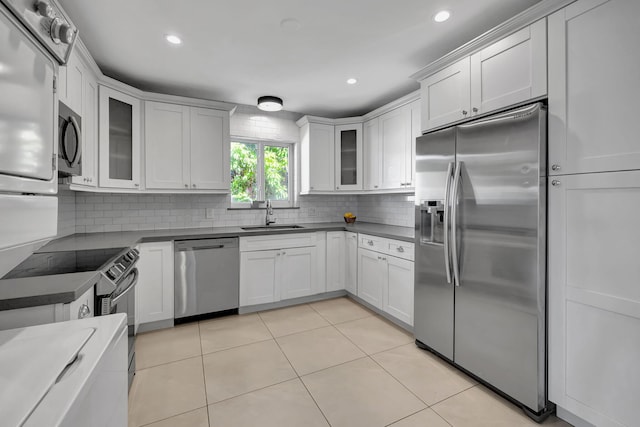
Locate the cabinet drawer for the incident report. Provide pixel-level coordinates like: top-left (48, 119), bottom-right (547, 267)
top-left (359, 234), bottom-right (386, 252)
top-left (240, 232), bottom-right (317, 252)
top-left (388, 241), bottom-right (414, 261)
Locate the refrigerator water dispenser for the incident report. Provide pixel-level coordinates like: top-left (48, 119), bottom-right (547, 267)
top-left (420, 200), bottom-right (445, 245)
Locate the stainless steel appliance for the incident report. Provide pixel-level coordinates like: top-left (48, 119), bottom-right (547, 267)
top-left (174, 238), bottom-right (239, 321)
top-left (58, 100), bottom-right (82, 176)
top-left (3, 246), bottom-right (140, 388)
top-left (414, 103), bottom-right (551, 420)
top-left (95, 247), bottom-right (139, 388)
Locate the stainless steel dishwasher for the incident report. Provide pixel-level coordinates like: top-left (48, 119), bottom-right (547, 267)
top-left (174, 238), bottom-right (239, 321)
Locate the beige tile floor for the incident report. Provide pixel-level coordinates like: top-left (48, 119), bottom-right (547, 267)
top-left (129, 297), bottom-right (573, 427)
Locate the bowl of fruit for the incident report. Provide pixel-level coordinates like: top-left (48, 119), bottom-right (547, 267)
top-left (344, 212), bottom-right (356, 224)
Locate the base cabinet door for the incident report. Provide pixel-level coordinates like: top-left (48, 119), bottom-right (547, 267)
top-left (240, 250), bottom-right (279, 306)
top-left (345, 232), bottom-right (358, 294)
top-left (280, 246), bottom-right (317, 299)
top-left (136, 242), bottom-right (174, 325)
top-left (548, 170), bottom-right (640, 427)
top-left (326, 231), bottom-right (346, 292)
top-left (384, 256), bottom-right (414, 326)
top-left (357, 248), bottom-right (384, 308)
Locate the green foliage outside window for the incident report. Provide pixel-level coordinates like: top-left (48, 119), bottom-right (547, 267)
top-left (230, 142), bottom-right (289, 203)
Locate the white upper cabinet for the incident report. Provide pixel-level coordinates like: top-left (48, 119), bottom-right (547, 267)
top-left (548, 0), bottom-right (640, 175)
top-left (335, 123), bottom-right (363, 191)
top-left (470, 19), bottom-right (547, 116)
top-left (190, 107), bottom-right (230, 190)
top-left (299, 120), bottom-right (335, 193)
top-left (419, 20), bottom-right (547, 132)
top-left (145, 102), bottom-right (230, 191)
top-left (58, 50), bottom-right (84, 114)
top-left (145, 102), bottom-right (190, 189)
top-left (99, 86), bottom-right (141, 189)
top-left (379, 104), bottom-right (413, 189)
top-left (363, 118), bottom-right (380, 190)
top-left (66, 48), bottom-right (98, 188)
top-left (420, 57), bottom-right (471, 132)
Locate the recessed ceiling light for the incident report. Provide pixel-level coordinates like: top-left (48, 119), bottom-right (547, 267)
top-left (165, 34), bottom-right (182, 45)
top-left (346, 78), bottom-right (357, 85)
top-left (433, 10), bottom-right (451, 23)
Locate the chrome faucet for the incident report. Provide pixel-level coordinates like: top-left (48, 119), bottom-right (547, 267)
top-left (265, 199), bottom-right (276, 226)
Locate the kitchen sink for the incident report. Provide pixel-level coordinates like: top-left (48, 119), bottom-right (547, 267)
top-left (241, 225), bottom-right (305, 231)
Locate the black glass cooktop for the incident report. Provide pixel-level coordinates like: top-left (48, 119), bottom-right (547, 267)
top-left (2, 248), bottom-right (126, 279)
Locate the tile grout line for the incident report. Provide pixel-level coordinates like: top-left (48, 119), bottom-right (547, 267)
top-left (137, 405), bottom-right (210, 427)
top-left (269, 326), bottom-right (334, 427)
top-left (196, 321), bottom-right (212, 427)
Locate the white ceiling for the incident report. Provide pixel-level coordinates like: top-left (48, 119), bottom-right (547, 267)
top-left (59, 0), bottom-right (542, 118)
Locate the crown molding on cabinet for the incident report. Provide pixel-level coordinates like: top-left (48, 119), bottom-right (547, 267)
top-left (296, 90), bottom-right (420, 127)
top-left (410, 0), bottom-right (577, 81)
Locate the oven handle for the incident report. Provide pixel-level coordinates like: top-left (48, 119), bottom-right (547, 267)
top-left (111, 268), bottom-right (138, 305)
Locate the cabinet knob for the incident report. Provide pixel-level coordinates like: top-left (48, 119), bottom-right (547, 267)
top-left (472, 107), bottom-right (478, 113)
top-left (134, 183), bottom-right (139, 187)
top-left (552, 180), bottom-right (561, 187)
top-left (462, 110), bottom-right (468, 116)
top-left (368, 240), bottom-right (374, 246)
top-left (374, 185), bottom-right (378, 188)
top-left (184, 184), bottom-right (188, 188)
top-left (282, 251), bottom-right (286, 255)
top-left (551, 164), bottom-right (561, 171)
top-left (193, 184), bottom-right (197, 188)
top-left (397, 246), bottom-right (404, 253)
top-left (277, 253), bottom-right (281, 256)
top-left (78, 304), bottom-right (91, 319)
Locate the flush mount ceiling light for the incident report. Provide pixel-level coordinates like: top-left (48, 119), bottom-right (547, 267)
top-left (257, 96), bottom-right (283, 112)
top-left (165, 34), bottom-right (182, 45)
top-left (433, 10), bottom-right (451, 23)
top-left (346, 78), bottom-right (358, 85)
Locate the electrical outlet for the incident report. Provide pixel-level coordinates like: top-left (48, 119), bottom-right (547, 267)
top-left (205, 208), bottom-right (215, 219)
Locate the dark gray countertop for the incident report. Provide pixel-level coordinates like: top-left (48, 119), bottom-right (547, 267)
top-left (0, 222), bottom-right (414, 311)
top-left (0, 272), bottom-right (100, 311)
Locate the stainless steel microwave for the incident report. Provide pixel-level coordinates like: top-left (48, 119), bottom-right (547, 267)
top-left (58, 101), bottom-right (82, 177)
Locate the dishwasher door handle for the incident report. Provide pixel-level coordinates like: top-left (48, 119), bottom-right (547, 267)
top-left (178, 245), bottom-right (225, 251)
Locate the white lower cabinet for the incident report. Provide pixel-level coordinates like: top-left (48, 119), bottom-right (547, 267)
top-left (384, 256), bottom-right (414, 325)
top-left (358, 234), bottom-right (414, 326)
top-left (240, 250), bottom-right (280, 306)
top-left (280, 246), bottom-right (318, 299)
top-left (239, 233), bottom-right (322, 307)
top-left (136, 242), bottom-right (174, 326)
top-left (358, 248), bottom-right (384, 308)
top-left (345, 232), bottom-right (358, 294)
top-left (549, 170), bottom-right (640, 427)
top-left (326, 231), bottom-right (346, 292)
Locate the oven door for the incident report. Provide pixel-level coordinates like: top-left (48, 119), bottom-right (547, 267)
top-left (108, 268), bottom-right (137, 387)
top-left (0, 5), bottom-right (56, 194)
top-left (58, 101), bottom-right (82, 176)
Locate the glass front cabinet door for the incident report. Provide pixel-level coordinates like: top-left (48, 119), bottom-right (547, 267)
top-left (99, 86), bottom-right (141, 189)
top-left (334, 123), bottom-right (363, 191)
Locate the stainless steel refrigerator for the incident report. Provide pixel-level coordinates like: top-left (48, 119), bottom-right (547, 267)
top-left (414, 103), bottom-right (552, 420)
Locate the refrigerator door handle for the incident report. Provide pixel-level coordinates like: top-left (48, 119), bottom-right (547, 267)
top-left (443, 161), bottom-right (454, 284)
top-left (451, 161), bottom-right (462, 287)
